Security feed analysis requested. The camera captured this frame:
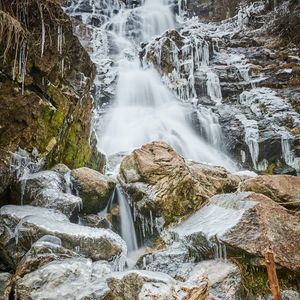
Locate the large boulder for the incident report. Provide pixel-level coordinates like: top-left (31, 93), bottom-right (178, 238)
top-left (105, 270), bottom-right (209, 300)
top-left (17, 170), bottom-right (82, 219)
top-left (119, 141), bottom-right (239, 223)
top-left (119, 141), bottom-right (208, 222)
top-left (240, 175), bottom-right (300, 210)
top-left (170, 192), bottom-right (300, 272)
top-left (15, 258), bottom-right (112, 299)
top-left (15, 235), bottom-right (78, 278)
top-left (0, 205), bottom-right (126, 269)
top-left (137, 245), bottom-right (241, 300)
top-left (71, 167), bottom-right (116, 214)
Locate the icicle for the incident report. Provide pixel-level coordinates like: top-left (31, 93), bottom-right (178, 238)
top-left (38, 2), bottom-right (45, 57)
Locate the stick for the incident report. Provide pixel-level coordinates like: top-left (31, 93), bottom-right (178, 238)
top-left (265, 248), bottom-right (283, 300)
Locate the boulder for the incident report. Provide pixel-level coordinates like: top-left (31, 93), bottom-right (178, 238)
top-left (15, 258), bottom-right (112, 299)
top-left (240, 175), bottom-right (300, 210)
top-left (79, 214), bottom-right (111, 229)
top-left (119, 141), bottom-right (239, 223)
top-left (17, 170), bottom-right (82, 219)
top-left (71, 167), bottom-right (116, 214)
top-left (105, 270), bottom-right (209, 300)
top-left (137, 245), bottom-right (241, 300)
top-left (0, 272), bottom-right (13, 300)
top-left (187, 161), bottom-right (240, 195)
top-left (15, 235), bottom-right (78, 278)
top-left (119, 141), bottom-right (207, 222)
top-left (170, 192), bottom-right (300, 272)
top-left (0, 205), bottom-right (126, 269)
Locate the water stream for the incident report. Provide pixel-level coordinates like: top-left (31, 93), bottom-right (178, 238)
top-left (65, 0), bottom-right (236, 253)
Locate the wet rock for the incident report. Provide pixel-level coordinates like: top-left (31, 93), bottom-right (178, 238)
top-left (119, 141), bottom-right (209, 222)
top-left (71, 167), bottom-right (116, 214)
top-left (18, 170), bottom-right (82, 219)
top-left (15, 258), bottom-right (112, 299)
top-left (79, 214), bottom-right (111, 229)
top-left (170, 192), bottom-right (300, 272)
top-left (0, 205), bottom-right (126, 268)
top-left (15, 235), bottom-right (78, 278)
top-left (187, 161), bottom-right (240, 194)
top-left (136, 243), bottom-right (194, 278)
top-left (106, 270), bottom-right (209, 300)
top-left (240, 175), bottom-right (300, 210)
top-left (51, 164), bottom-right (71, 175)
top-left (0, 272), bottom-right (13, 300)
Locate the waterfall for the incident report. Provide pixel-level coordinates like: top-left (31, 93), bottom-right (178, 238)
top-left (95, 0), bottom-right (235, 170)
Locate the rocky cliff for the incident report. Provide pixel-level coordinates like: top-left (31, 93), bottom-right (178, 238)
top-left (0, 0), bottom-right (103, 198)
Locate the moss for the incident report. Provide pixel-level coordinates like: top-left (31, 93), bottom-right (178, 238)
top-left (231, 256), bottom-right (299, 298)
top-left (34, 98), bottom-right (67, 158)
top-left (62, 122), bottom-right (92, 169)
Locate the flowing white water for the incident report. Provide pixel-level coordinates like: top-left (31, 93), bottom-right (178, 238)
top-left (97, 0), bottom-right (235, 170)
top-left (117, 187), bottom-right (138, 252)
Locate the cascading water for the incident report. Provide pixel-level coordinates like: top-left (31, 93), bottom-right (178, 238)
top-left (116, 187), bottom-right (138, 252)
top-left (64, 0), bottom-right (236, 255)
top-left (96, 0), bottom-right (235, 170)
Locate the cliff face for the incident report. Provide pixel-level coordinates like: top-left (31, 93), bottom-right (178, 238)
top-left (0, 0), bottom-right (102, 196)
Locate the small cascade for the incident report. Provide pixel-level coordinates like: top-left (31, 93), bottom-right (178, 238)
top-left (116, 187), bottom-right (138, 252)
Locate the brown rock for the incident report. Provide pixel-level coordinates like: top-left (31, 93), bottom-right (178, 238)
top-left (187, 161), bottom-right (240, 195)
top-left (119, 141), bottom-right (239, 222)
top-left (71, 167), bottom-right (116, 214)
top-left (172, 192), bottom-right (300, 272)
top-left (240, 175), bottom-right (300, 210)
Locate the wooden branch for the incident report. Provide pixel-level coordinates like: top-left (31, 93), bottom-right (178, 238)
top-left (265, 249), bottom-right (283, 300)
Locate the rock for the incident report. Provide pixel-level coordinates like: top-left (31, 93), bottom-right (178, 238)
top-left (240, 175), bottom-right (300, 210)
top-left (119, 142), bottom-right (202, 220)
top-left (15, 258), bottom-right (112, 299)
top-left (0, 205), bottom-right (127, 269)
top-left (15, 235), bottom-right (78, 278)
top-left (31, 189), bottom-right (82, 220)
top-left (0, 272), bottom-right (13, 300)
top-left (187, 161), bottom-right (240, 195)
top-left (79, 214), bottom-right (111, 229)
top-left (266, 290), bottom-right (300, 300)
top-left (105, 270), bottom-right (209, 300)
top-left (0, 0), bottom-right (103, 175)
top-left (18, 170), bottom-right (82, 219)
top-left (137, 245), bottom-right (241, 300)
top-left (51, 164), bottom-right (71, 175)
top-left (71, 167), bottom-right (116, 214)
top-left (170, 192), bottom-right (300, 272)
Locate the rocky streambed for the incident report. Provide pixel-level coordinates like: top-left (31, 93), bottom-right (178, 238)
top-left (0, 141), bottom-right (300, 299)
top-left (1, 0), bottom-right (300, 299)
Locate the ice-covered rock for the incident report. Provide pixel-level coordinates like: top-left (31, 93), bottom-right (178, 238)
top-left (0, 272), bottom-right (13, 300)
top-left (170, 192), bottom-right (300, 272)
top-left (0, 205), bottom-right (126, 268)
top-left (79, 214), bottom-right (111, 229)
top-left (15, 170), bottom-right (82, 219)
top-left (240, 175), bottom-right (300, 210)
top-left (15, 235), bottom-right (78, 278)
top-left (71, 167), bottom-right (116, 214)
top-left (15, 257), bottom-right (112, 299)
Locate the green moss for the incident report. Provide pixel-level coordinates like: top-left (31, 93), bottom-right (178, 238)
top-left (36, 100), bottom-right (65, 153)
top-left (232, 256), bottom-right (299, 298)
top-left (62, 122), bottom-right (92, 169)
